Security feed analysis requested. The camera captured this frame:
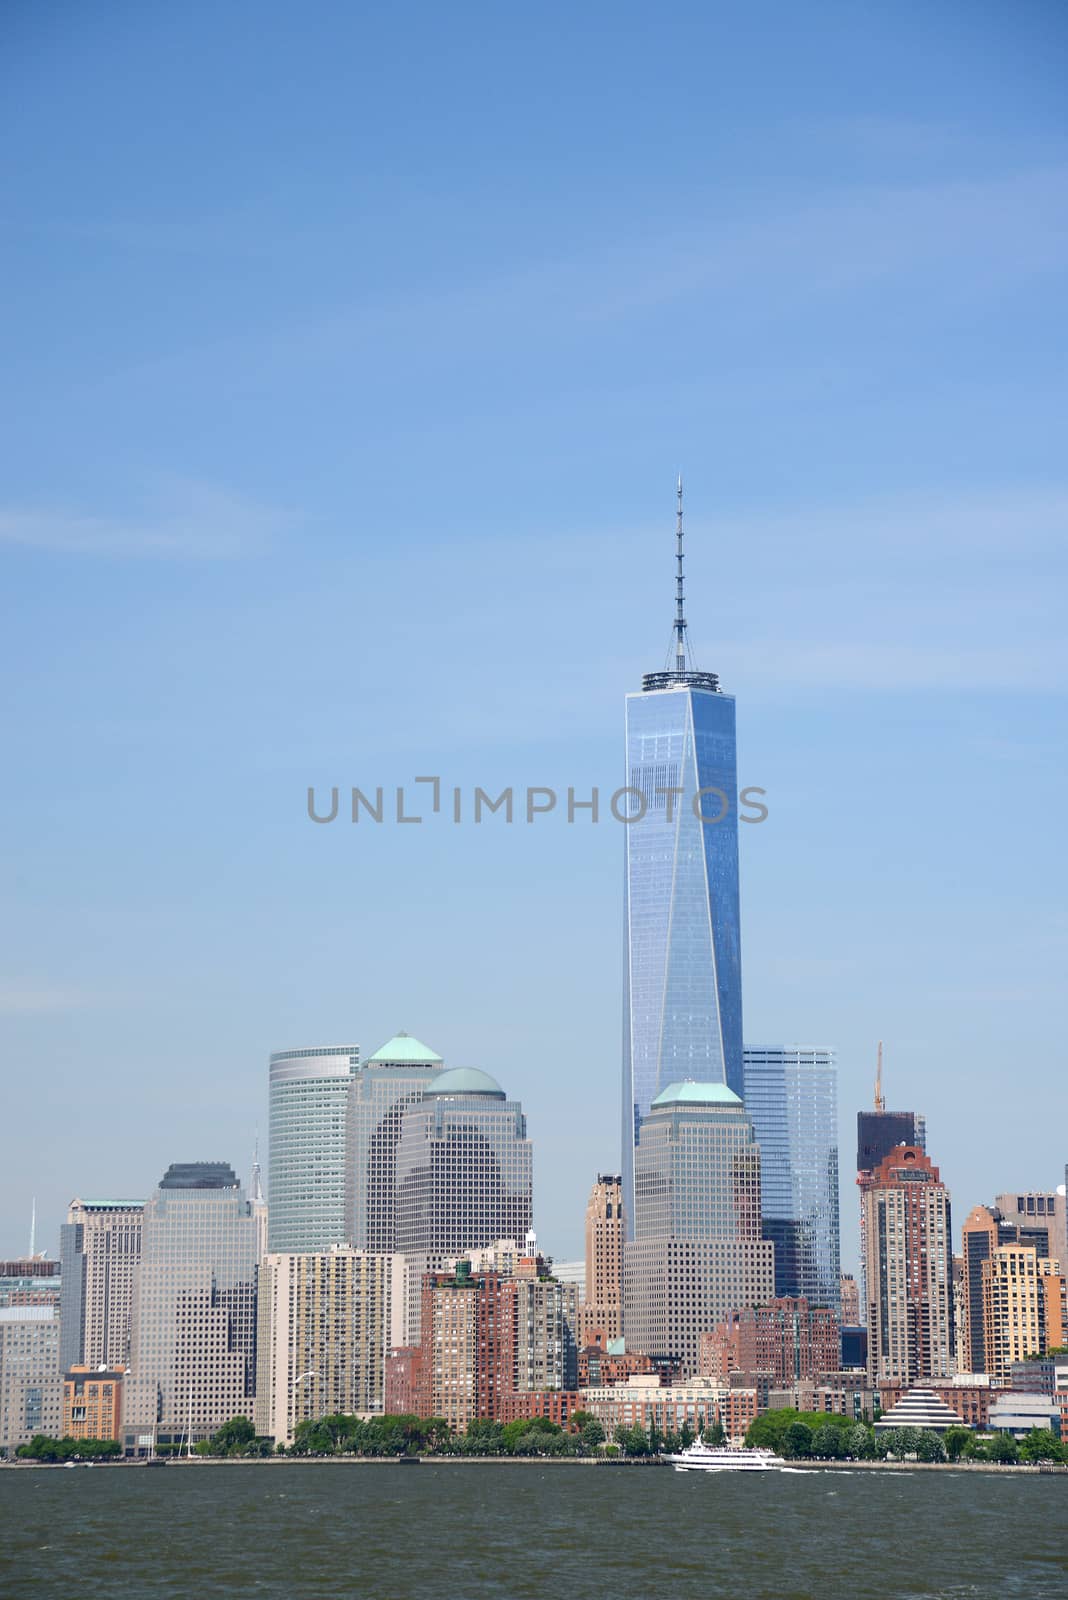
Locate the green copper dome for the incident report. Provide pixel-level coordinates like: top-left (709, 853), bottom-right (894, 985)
top-left (428, 1066), bottom-right (505, 1097)
top-left (652, 1080), bottom-right (742, 1107)
top-left (367, 1031), bottom-right (444, 1065)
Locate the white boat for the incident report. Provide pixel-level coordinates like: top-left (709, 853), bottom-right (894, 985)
top-left (665, 1440), bottom-right (792, 1473)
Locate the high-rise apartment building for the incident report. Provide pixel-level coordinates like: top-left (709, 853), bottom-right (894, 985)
top-left (860, 1145), bottom-right (955, 1386)
top-left (348, 1032), bottom-right (443, 1250)
top-left (622, 485), bottom-right (743, 1226)
top-left (59, 1199), bottom-right (143, 1371)
top-left (994, 1191), bottom-right (1067, 1277)
top-left (268, 1044), bottom-right (359, 1252)
top-left (126, 1162), bottom-right (259, 1451)
top-left (699, 1296), bottom-right (840, 1388)
top-left (960, 1203), bottom-right (1055, 1374)
top-left (840, 1273), bottom-right (860, 1325)
top-left (980, 1247), bottom-right (1066, 1382)
top-left (623, 1082), bottom-right (774, 1377)
top-left (0, 1306), bottom-right (61, 1454)
top-left (580, 1175), bottom-right (624, 1347)
top-left (396, 1250), bottom-right (579, 1430)
top-left (255, 1249), bottom-right (402, 1444)
top-left (743, 1046), bottom-right (840, 1311)
top-left (395, 1068), bottom-right (532, 1343)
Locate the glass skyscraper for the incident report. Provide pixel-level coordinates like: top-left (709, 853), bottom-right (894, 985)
top-left (267, 1043), bottom-right (359, 1252)
top-left (743, 1046), bottom-right (841, 1312)
top-left (622, 484), bottom-right (743, 1223)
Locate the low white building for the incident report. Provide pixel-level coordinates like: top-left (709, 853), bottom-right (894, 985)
top-left (987, 1392), bottom-right (1060, 1440)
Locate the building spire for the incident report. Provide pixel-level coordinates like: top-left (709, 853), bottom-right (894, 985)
top-left (29, 1196), bottom-right (37, 1258)
top-left (250, 1134), bottom-right (265, 1206)
top-left (674, 474), bottom-right (687, 673)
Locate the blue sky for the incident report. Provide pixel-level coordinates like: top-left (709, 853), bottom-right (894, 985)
top-left (2, 2), bottom-right (1066, 1267)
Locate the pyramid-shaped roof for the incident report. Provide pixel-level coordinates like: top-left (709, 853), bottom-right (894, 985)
top-left (874, 1389), bottom-right (967, 1433)
top-left (367, 1031), bottom-right (443, 1065)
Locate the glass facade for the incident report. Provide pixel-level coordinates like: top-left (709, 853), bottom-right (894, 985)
top-left (622, 682), bottom-right (742, 1223)
top-left (743, 1047), bottom-right (841, 1312)
top-left (268, 1044), bottom-right (359, 1252)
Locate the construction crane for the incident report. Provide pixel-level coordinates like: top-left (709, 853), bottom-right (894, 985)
top-left (874, 1040), bottom-right (885, 1113)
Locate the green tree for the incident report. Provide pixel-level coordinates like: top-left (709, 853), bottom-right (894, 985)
top-left (812, 1425), bottom-right (844, 1459)
top-left (703, 1420), bottom-right (726, 1447)
top-left (942, 1426), bottom-right (973, 1462)
top-left (915, 1430), bottom-right (946, 1463)
top-left (1019, 1428), bottom-right (1063, 1463)
top-left (783, 1422), bottom-right (813, 1459)
top-left (581, 1419), bottom-right (605, 1448)
top-left (985, 1432), bottom-right (1020, 1464)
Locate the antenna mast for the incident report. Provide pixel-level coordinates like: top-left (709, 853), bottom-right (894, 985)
top-left (874, 1041), bottom-right (885, 1114)
top-left (674, 474), bottom-right (687, 673)
top-left (29, 1197), bottom-right (37, 1258)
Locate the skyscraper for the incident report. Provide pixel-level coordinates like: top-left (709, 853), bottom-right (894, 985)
top-left (126, 1162), bottom-right (259, 1451)
top-left (623, 1081), bottom-right (774, 1376)
top-left (348, 1031), bottom-right (444, 1250)
top-left (268, 1044), bottom-right (359, 1252)
top-left (743, 1046), bottom-right (841, 1311)
top-left (59, 1199), bottom-right (143, 1371)
top-left (622, 483), bottom-right (743, 1225)
top-left (860, 1145), bottom-right (955, 1386)
top-left (580, 1174), bottom-right (624, 1348)
top-left (255, 1248), bottom-right (402, 1444)
top-left (395, 1067), bottom-right (533, 1343)
top-left (960, 1203), bottom-right (1057, 1374)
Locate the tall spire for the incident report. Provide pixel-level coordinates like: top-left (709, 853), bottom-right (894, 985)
top-left (674, 474), bottom-right (687, 673)
top-left (29, 1196), bottom-right (37, 1258)
top-left (250, 1135), bottom-right (265, 1207)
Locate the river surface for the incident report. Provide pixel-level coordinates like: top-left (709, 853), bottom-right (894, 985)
top-left (4, 1462), bottom-right (1066, 1599)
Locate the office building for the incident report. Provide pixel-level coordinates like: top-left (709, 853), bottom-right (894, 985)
top-left (0, 1258), bottom-right (61, 1310)
top-left (0, 1306), bottom-right (61, 1455)
top-left (743, 1046), bottom-right (841, 1311)
top-left (580, 1175), bottom-right (624, 1347)
top-left (126, 1162), bottom-right (259, 1451)
top-left (860, 1145), bottom-right (955, 1386)
top-left (348, 1032), bottom-right (443, 1250)
top-left (395, 1068), bottom-right (532, 1343)
top-left (622, 484), bottom-right (744, 1225)
top-left (59, 1199), bottom-right (143, 1370)
top-left (623, 1082), bottom-right (775, 1377)
top-left (61, 1366), bottom-right (124, 1441)
top-left (256, 1248), bottom-right (402, 1445)
top-left (268, 1043), bottom-right (359, 1252)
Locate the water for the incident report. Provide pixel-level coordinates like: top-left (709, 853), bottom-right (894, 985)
top-left (4, 1462), bottom-right (1066, 1599)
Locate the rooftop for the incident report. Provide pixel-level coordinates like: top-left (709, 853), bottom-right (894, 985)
top-left (367, 1031), bottom-right (444, 1065)
top-left (428, 1066), bottom-right (505, 1098)
top-left (652, 1080), bottom-right (742, 1108)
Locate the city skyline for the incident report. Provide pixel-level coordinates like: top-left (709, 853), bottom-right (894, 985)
top-left (3, 6), bottom-right (1067, 1271)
